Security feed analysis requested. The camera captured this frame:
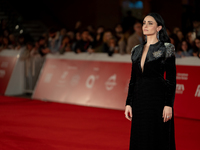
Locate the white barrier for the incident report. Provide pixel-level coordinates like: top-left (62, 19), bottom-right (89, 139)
top-left (0, 49), bottom-right (25, 95)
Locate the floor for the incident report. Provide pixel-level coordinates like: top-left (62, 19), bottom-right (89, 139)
top-left (0, 95), bottom-right (199, 150)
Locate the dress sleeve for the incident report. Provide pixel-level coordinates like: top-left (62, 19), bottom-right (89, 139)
top-left (164, 43), bottom-right (176, 107)
top-left (125, 47), bottom-right (137, 106)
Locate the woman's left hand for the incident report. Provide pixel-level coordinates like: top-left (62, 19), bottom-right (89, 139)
top-left (162, 106), bottom-right (172, 122)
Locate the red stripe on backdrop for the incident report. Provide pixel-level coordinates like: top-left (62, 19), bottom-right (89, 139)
top-left (32, 59), bottom-right (200, 120)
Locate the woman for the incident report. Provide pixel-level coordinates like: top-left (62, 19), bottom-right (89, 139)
top-left (125, 13), bottom-right (176, 150)
top-left (175, 40), bottom-right (192, 58)
top-left (194, 36), bottom-right (200, 57)
top-left (0, 36), bottom-right (13, 51)
top-left (95, 30), bottom-right (113, 52)
top-left (59, 35), bottom-right (72, 54)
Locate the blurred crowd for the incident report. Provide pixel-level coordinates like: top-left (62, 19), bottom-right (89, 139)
top-left (0, 17), bottom-right (200, 58)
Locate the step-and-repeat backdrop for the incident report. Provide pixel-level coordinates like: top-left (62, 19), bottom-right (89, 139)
top-left (32, 53), bottom-right (200, 120)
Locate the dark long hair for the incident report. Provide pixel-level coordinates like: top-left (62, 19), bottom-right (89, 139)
top-left (146, 13), bottom-right (171, 43)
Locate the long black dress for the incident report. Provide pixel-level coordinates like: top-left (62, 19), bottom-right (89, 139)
top-left (126, 41), bottom-right (176, 150)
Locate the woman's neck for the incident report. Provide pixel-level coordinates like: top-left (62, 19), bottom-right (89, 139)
top-left (146, 35), bottom-right (159, 46)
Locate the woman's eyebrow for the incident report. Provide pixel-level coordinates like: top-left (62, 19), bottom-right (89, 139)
top-left (143, 20), bottom-right (153, 23)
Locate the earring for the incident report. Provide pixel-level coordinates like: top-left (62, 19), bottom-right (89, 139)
top-left (157, 31), bottom-right (160, 40)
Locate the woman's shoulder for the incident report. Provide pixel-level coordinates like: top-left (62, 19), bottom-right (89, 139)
top-left (131, 44), bottom-right (141, 53)
top-left (163, 42), bottom-right (175, 58)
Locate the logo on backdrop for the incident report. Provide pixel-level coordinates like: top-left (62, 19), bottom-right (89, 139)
top-left (60, 71), bottom-right (68, 79)
top-left (44, 73), bottom-right (53, 83)
top-left (0, 70), bottom-right (5, 78)
top-left (86, 75), bottom-right (99, 89)
top-left (105, 74), bottom-right (117, 91)
top-left (176, 73), bottom-right (188, 80)
top-left (176, 84), bottom-right (184, 94)
top-left (56, 71), bottom-right (69, 87)
top-left (195, 85), bottom-right (200, 97)
top-left (68, 66), bottom-right (77, 70)
top-left (70, 74), bottom-right (80, 86)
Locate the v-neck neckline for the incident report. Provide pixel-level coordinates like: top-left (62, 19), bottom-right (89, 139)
top-left (140, 45), bottom-right (149, 73)
top-left (140, 41), bottom-right (161, 73)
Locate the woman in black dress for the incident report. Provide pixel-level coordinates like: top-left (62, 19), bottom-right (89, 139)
top-left (125, 13), bottom-right (176, 150)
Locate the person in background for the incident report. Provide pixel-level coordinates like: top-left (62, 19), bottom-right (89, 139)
top-left (126, 21), bottom-right (143, 54)
top-left (194, 36), bottom-right (200, 57)
top-left (38, 36), bottom-right (47, 48)
top-left (38, 36), bottom-right (50, 57)
top-left (176, 30), bottom-right (184, 44)
top-left (175, 40), bottom-right (192, 58)
top-left (59, 35), bottom-right (72, 54)
top-left (97, 30), bottom-right (113, 53)
top-left (0, 36), bottom-right (13, 51)
top-left (0, 34), bottom-right (3, 47)
top-left (169, 27), bottom-right (180, 50)
top-left (193, 19), bottom-right (200, 37)
top-left (48, 27), bottom-right (62, 54)
top-left (3, 29), bottom-right (9, 37)
top-left (87, 25), bottom-right (95, 38)
top-left (118, 32), bottom-right (130, 54)
top-left (26, 42), bottom-right (33, 54)
top-left (0, 19), bottom-right (9, 36)
top-left (9, 34), bottom-right (16, 48)
top-left (105, 37), bottom-right (119, 56)
top-left (74, 21), bottom-right (82, 34)
top-left (31, 41), bottom-right (40, 56)
top-left (15, 34), bottom-right (26, 50)
top-left (173, 27), bottom-right (180, 35)
top-left (74, 30), bottom-right (94, 53)
top-left (95, 26), bottom-right (105, 50)
top-left (186, 31), bottom-right (195, 48)
top-left (67, 31), bottom-right (75, 41)
top-left (60, 28), bottom-right (67, 37)
top-left (72, 32), bottom-right (81, 51)
top-left (42, 32), bottom-right (49, 44)
top-left (38, 45), bottom-right (50, 57)
top-left (21, 42), bottom-right (34, 60)
top-left (115, 24), bottom-right (123, 42)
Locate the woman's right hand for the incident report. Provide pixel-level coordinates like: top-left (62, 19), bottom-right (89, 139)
top-left (125, 105), bottom-right (132, 121)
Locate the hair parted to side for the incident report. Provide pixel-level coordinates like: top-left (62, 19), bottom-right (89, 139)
top-left (147, 13), bottom-right (171, 43)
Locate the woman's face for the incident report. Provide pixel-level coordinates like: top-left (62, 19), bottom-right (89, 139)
top-left (104, 32), bottom-right (112, 42)
top-left (115, 24), bottom-right (123, 33)
top-left (63, 37), bottom-right (70, 44)
top-left (27, 44), bottom-right (33, 51)
top-left (177, 31), bottom-right (183, 40)
top-left (195, 39), bottom-right (200, 48)
top-left (97, 27), bottom-right (104, 34)
top-left (76, 32), bottom-right (81, 41)
top-left (142, 16), bottom-right (161, 36)
top-left (109, 39), bottom-right (116, 46)
top-left (181, 41), bottom-right (188, 51)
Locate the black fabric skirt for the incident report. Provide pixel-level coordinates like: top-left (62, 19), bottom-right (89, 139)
top-left (129, 78), bottom-right (176, 150)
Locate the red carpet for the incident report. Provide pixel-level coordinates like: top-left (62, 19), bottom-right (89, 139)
top-left (0, 96), bottom-right (199, 150)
